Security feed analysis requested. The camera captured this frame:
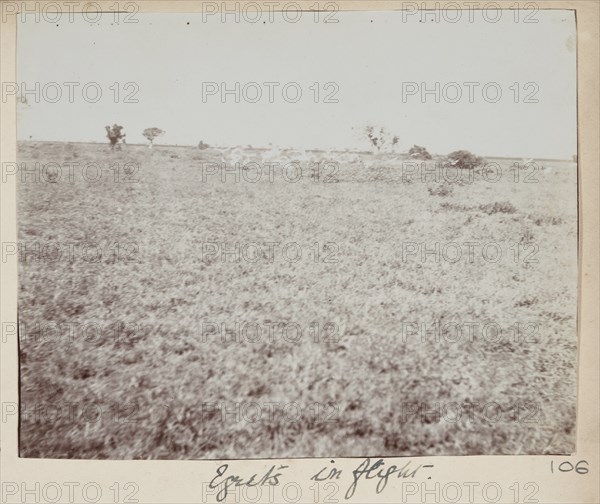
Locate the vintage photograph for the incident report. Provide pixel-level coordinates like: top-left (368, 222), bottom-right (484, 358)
top-left (15, 8), bottom-right (578, 459)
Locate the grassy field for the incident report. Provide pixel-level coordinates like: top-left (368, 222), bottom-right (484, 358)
top-left (17, 141), bottom-right (578, 459)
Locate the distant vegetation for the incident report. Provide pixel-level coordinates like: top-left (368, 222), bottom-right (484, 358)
top-left (445, 150), bottom-right (485, 169)
top-left (143, 127), bottom-right (166, 148)
top-left (408, 144), bottom-right (432, 160)
top-left (363, 125), bottom-right (399, 152)
top-left (105, 124), bottom-right (126, 150)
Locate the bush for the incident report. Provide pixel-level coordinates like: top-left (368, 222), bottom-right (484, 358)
top-left (428, 183), bottom-right (453, 197)
top-left (105, 124), bottom-right (125, 150)
top-left (445, 150), bottom-right (484, 169)
top-left (478, 201), bottom-right (517, 215)
top-left (362, 125), bottom-right (399, 152)
top-left (408, 145), bottom-right (432, 160)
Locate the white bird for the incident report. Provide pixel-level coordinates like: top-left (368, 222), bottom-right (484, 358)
top-left (360, 157), bottom-right (379, 169)
top-left (262, 146), bottom-right (290, 165)
top-left (299, 149), bottom-right (318, 165)
top-left (225, 147), bottom-right (252, 168)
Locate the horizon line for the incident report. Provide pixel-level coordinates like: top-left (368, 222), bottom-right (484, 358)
top-left (16, 139), bottom-right (576, 163)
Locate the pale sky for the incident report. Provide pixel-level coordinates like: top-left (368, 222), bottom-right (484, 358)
top-left (16, 10), bottom-right (577, 158)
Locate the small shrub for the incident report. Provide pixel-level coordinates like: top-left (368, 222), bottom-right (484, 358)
top-left (531, 215), bottom-right (564, 226)
top-left (520, 227), bottom-right (535, 243)
top-left (445, 150), bottom-right (485, 170)
top-left (105, 124), bottom-right (126, 150)
top-left (364, 125), bottom-right (386, 151)
top-left (408, 145), bottom-right (432, 160)
top-left (428, 184), bottom-right (453, 197)
top-left (478, 201), bottom-right (517, 215)
top-left (440, 202), bottom-right (472, 212)
top-left (362, 125), bottom-right (399, 152)
top-left (515, 296), bottom-right (538, 307)
top-left (46, 167), bottom-right (59, 183)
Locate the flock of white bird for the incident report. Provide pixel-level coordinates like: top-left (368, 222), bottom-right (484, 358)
top-left (219, 146), bottom-right (365, 168)
top-left (522, 158), bottom-right (553, 174)
top-left (216, 149), bottom-right (557, 174)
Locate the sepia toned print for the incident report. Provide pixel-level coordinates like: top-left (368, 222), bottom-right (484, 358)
top-left (14, 8), bottom-right (577, 459)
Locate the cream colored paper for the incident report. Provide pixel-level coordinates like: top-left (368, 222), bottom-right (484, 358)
top-left (1, 1), bottom-right (598, 503)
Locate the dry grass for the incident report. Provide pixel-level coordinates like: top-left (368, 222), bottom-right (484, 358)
top-left (17, 142), bottom-right (578, 459)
